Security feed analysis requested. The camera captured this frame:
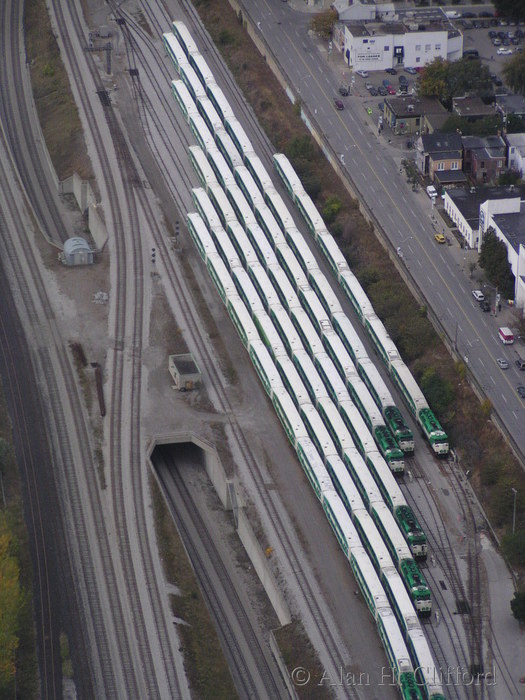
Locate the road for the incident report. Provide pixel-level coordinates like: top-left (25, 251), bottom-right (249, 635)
top-left (238, 0), bottom-right (525, 460)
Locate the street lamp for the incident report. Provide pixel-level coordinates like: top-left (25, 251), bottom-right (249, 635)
top-left (512, 488), bottom-right (518, 535)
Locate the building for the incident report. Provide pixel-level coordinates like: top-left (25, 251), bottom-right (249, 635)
top-left (444, 185), bottom-right (525, 250)
top-left (168, 353), bottom-right (202, 391)
top-left (452, 96), bottom-right (495, 122)
top-left (496, 93), bottom-right (525, 125)
top-left (383, 95), bottom-right (447, 136)
top-left (415, 131), bottom-right (463, 180)
top-left (342, 8), bottom-right (462, 72)
top-left (504, 132), bottom-right (525, 176)
top-left (59, 237), bottom-right (94, 266)
top-left (462, 134), bottom-right (506, 184)
top-left (488, 204), bottom-right (525, 310)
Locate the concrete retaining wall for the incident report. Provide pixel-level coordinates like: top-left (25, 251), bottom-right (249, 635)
top-left (270, 630), bottom-right (298, 700)
top-left (61, 173), bottom-right (97, 212)
top-left (148, 433), bottom-right (291, 625)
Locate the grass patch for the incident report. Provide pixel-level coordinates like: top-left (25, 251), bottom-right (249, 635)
top-left (0, 400), bottom-right (38, 697)
top-left (274, 621), bottom-right (333, 699)
top-left (192, 0), bottom-right (525, 578)
top-left (24, 0), bottom-right (92, 181)
top-left (150, 472), bottom-right (237, 699)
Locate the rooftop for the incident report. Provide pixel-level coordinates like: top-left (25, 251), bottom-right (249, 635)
top-left (492, 204), bottom-right (525, 255)
top-left (448, 185), bottom-right (525, 228)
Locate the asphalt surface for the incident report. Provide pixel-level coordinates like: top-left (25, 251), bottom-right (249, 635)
top-left (238, 0), bottom-right (525, 461)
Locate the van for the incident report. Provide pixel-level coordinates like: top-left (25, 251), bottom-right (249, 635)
top-left (445, 10), bottom-right (460, 19)
top-left (498, 327), bottom-right (514, 344)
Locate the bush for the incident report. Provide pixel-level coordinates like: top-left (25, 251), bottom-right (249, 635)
top-left (501, 531), bottom-right (525, 568)
top-left (322, 196), bottom-right (342, 224)
top-left (419, 367), bottom-right (455, 416)
top-left (510, 590), bottom-right (525, 622)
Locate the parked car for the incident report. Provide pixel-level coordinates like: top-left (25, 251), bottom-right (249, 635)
top-left (462, 11), bottom-right (476, 18)
top-left (480, 299), bottom-right (491, 312)
top-left (387, 86), bottom-right (397, 95)
top-left (497, 47), bottom-right (513, 54)
top-left (434, 233), bottom-right (446, 244)
top-left (493, 38), bottom-right (502, 46)
top-left (338, 86), bottom-right (349, 96)
top-left (385, 68), bottom-right (397, 75)
top-left (355, 69), bottom-right (369, 78)
top-left (472, 290), bottom-right (485, 302)
top-left (405, 67), bottom-right (418, 74)
top-left (517, 386), bottom-right (525, 399)
top-left (378, 102), bottom-right (384, 111)
top-left (516, 358), bottom-right (525, 371)
top-left (368, 87), bottom-right (378, 96)
top-left (399, 75), bottom-right (408, 85)
top-left (496, 358), bottom-right (509, 369)
top-left (426, 185), bottom-right (437, 199)
top-left (365, 81), bottom-right (373, 90)
top-left (378, 85), bottom-right (388, 96)
top-left (334, 98), bottom-right (345, 110)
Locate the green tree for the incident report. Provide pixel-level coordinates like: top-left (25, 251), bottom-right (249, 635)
top-left (479, 228), bottom-right (515, 300)
top-left (510, 590), bottom-right (525, 623)
top-left (419, 57), bottom-right (492, 108)
top-left (499, 170), bottom-right (521, 186)
top-left (0, 523), bottom-right (22, 691)
top-left (503, 53), bottom-right (525, 96)
top-left (309, 9), bottom-right (338, 39)
top-left (419, 367), bottom-right (455, 417)
top-left (322, 196), bottom-right (342, 224)
top-left (494, 0), bottom-right (525, 23)
top-left (440, 114), bottom-right (502, 136)
top-left (418, 57), bottom-right (449, 102)
top-left (502, 532), bottom-right (525, 567)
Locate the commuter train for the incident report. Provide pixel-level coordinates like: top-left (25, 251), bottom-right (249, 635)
top-left (172, 22), bottom-right (445, 696)
top-left (272, 152), bottom-right (449, 456)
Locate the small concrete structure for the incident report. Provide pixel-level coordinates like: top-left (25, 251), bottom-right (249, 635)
top-left (168, 353), bottom-right (201, 391)
top-left (59, 237), bottom-right (94, 266)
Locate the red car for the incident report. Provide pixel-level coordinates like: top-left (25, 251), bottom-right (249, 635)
top-left (387, 85), bottom-right (397, 94)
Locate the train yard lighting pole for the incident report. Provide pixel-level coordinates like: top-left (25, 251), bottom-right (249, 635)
top-left (512, 488), bottom-right (517, 535)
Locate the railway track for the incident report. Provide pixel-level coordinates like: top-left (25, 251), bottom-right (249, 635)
top-left (96, 3), bottom-right (358, 693)
top-left (0, 1), bottom-right (65, 245)
top-left (156, 451), bottom-right (285, 699)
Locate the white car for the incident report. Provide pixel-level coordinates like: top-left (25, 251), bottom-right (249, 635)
top-left (497, 47), bottom-right (513, 55)
top-left (496, 358), bottom-right (509, 370)
top-left (472, 290), bottom-right (485, 302)
top-left (426, 185), bottom-right (437, 199)
top-left (355, 70), bottom-right (369, 78)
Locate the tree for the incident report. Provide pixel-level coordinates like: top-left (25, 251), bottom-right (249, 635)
top-left (478, 228), bottom-right (515, 300)
top-left (499, 170), bottom-right (521, 186)
top-left (419, 57), bottom-right (493, 108)
top-left (494, 0), bottom-right (525, 23)
top-left (511, 590), bottom-right (525, 623)
top-left (0, 524), bottom-right (22, 691)
top-left (309, 10), bottom-right (338, 39)
top-left (440, 114), bottom-right (502, 137)
top-left (418, 57), bottom-right (449, 102)
top-left (503, 53), bottom-right (525, 96)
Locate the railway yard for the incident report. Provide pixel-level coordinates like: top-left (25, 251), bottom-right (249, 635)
top-left (0, 0), bottom-right (524, 699)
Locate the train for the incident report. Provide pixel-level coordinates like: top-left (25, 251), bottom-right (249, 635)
top-left (272, 152), bottom-right (449, 457)
top-left (169, 22), bottom-right (446, 697)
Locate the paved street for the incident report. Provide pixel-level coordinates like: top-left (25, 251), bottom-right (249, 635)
top-left (240, 0), bottom-right (525, 460)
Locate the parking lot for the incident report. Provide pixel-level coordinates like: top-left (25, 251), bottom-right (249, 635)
top-left (345, 16), bottom-right (522, 120)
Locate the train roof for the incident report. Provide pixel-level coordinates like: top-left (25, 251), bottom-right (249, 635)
top-left (339, 270), bottom-right (375, 316)
top-left (190, 52), bottom-right (215, 87)
top-left (206, 146), bottom-right (236, 187)
top-left (226, 183), bottom-right (257, 227)
top-left (289, 308), bottom-right (325, 356)
top-left (300, 403), bottom-right (338, 457)
top-left (372, 503), bottom-right (412, 561)
top-left (265, 187), bottom-right (296, 230)
top-left (308, 269), bottom-right (343, 316)
top-left (365, 314), bottom-right (400, 364)
top-left (285, 228), bottom-right (318, 272)
top-left (391, 360), bottom-right (428, 412)
top-left (406, 628), bottom-right (444, 695)
top-left (192, 187), bottom-right (223, 230)
top-left (350, 547), bottom-right (390, 609)
top-left (357, 358), bottom-right (395, 406)
top-left (317, 232), bottom-right (349, 274)
top-left (314, 353), bottom-right (348, 402)
top-left (272, 152), bottom-right (305, 194)
top-left (326, 454), bottom-right (366, 511)
top-left (255, 204), bottom-right (288, 247)
top-left (382, 567), bottom-right (420, 631)
top-left (321, 487), bottom-right (362, 548)
top-left (277, 246), bottom-right (309, 287)
top-left (295, 189), bottom-right (325, 231)
top-left (342, 447), bottom-right (384, 505)
top-left (331, 312), bottom-right (368, 361)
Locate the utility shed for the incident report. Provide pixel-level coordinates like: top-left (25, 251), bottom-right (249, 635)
top-left (60, 237), bottom-right (94, 266)
top-left (169, 353), bottom-right (201, 391)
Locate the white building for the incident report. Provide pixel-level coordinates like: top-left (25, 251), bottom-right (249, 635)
top-left (505, 133), bottom-right (525, 176)
top-left (444, 186), bottom-right (525, 311)
top-left (342, 9), bottom-right (462, 72)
